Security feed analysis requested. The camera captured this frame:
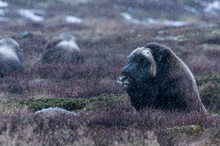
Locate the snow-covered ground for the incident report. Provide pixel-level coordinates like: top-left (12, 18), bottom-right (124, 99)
top-left (17, 9), bottom-right (45, 22)
top-left (35, 107), bottom-right (78, 116)
top-left (0, 1), bottom-right (8, 8)
top-left (204, 1), bottom-right (220, 14)
top-left (65, 16), bottom-right (83, 24)
top-left (121, 12), bottom-right (188, 27)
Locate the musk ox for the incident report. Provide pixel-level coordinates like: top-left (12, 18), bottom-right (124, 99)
top-left (41, 33), bottom-right (84, 64)
top-left (118, 42), bottom-right (207, 114)
top-left (0, 37), bottom-right (22, 76)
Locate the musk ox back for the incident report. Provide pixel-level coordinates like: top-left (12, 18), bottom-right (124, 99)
top-left (0, 38), bottom-right (22, 76)
top-left (118, 42), bottom-right (207, 114)
top-left (41, 33), bottom-right (84, 64)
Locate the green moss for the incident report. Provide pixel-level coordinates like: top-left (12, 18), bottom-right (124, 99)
top-left (200, 87), bottom-right (220, 113)
top-left (155, 35), bottom-right (187, 42)
top-left (16, 94), bottom-right (124, 111)
top-left (166, 125), bottom-right (203, 135)
top-left (196, 74), bottom-right (220, 85)
top-left (200, 88), bottom-right (220, 101)
top-left (197, 74), bottom-right (220, 113)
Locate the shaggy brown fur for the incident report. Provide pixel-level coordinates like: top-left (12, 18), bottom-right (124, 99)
top-left (0, 38), bottom-right (22, 76)
top-left (41, 33), bottom-right (84, 64)
top-left (118, 42), bottom-right (207, 114)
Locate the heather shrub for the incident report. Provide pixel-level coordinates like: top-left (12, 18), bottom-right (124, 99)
top-left (197, 74), bottom-right (220, 113)
top-left (197, 74), bottom-right (220, 85)
top-left (19, 94), bottom-right (126, 111)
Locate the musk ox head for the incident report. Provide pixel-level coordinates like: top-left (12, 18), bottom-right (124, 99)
top-left (118, 47), bottom-right (156, 90)
top-left (41, 33), bottom-right (84, 64)
top-left (117, 47), bottom-right (158, 110)
top-left (0, 37), bottom-right (22, 76)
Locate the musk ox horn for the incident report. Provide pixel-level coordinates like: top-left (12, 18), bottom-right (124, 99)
top-left (141, 48), bottom-right (157, 77)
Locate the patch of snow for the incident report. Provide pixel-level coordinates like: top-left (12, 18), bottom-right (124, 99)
top-left (0, 16), bottom-right (8, 22)
top-left (159, 19), bottom-right (187, 27)
top-left (184, 6), bottom-right (198, 14)
top-left (0, 1), bottom-right (8, 7)
top-left (204, 1), bottom-right (220, 14)
top-left (35, 107), bottom-right (78, 116)
top-left (121, 12), bottom-right (144, 25)
top-left (121, 12), bottom-right (188, 27)
top-left (65, 16), bottom-right (83, 24)
top-left (0, 9), bottom-right (8, 16)
top-left (17, 9), bottom-right (44, 22)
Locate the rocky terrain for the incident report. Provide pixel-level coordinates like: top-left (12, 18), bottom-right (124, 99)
top-left (0, 0), bottom-right (220, 145)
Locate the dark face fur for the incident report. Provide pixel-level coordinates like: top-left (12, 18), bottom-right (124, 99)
top-left (118, 47), bottom-right (158, 110)
top-left (118, 47), bottom-right (156, 91)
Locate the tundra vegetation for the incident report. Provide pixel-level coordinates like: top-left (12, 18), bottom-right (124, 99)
top-left (0, 0), bottom-right (220, 145)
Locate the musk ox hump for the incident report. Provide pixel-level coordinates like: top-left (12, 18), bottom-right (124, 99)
top-left (0, 37), bottom-right (19, 48)
top-left (0, 37), bottom-right (21, 61)
top-left (41, 33), bottom-right (84, 64)
top-left (56, 39), bottom-right (80, 52)
top-left (0, 46), bottom-right (20, 61)
top-left (0, 37), bottom-right (22, 76)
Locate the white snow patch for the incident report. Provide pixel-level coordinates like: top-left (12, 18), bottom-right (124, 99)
top-left (121, 12), bottom-right (187, 27)
top-left (204, 1), bottom-right (220, 14)
top-left (35, 107), bottom-right (78, 116)
top-left (121, 12), bottom-right (144, 25)
top-left (0, 46), bottom-right (19, 61)
top-left (184, 6), bottom-right (198, 14)
top-left (0, 1), bottom-right (8, 7)
top-left (162, 19), bottom-right (187, 27)
top-left (0, 9), bottom-right (8, 16)
top-left (17, 9), bottom-right (44, 22)
top-left (0, 16), bottom-right (8, 22)
top-left (65, 16), bottom-right (83, 24)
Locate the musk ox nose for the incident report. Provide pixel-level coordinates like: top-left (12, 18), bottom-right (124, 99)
top-left (117, 75), bottom-right (130, 88)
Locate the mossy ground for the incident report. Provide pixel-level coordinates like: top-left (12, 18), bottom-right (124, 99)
top-left (17, 94), bottom-right (126, 111)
